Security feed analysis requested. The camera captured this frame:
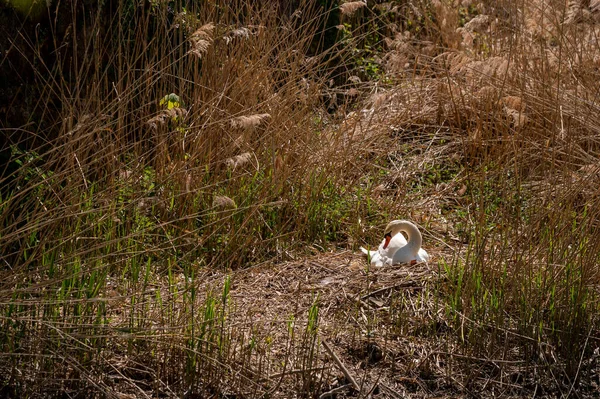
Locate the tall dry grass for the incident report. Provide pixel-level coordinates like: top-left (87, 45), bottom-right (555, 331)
top-left (0, 1), bottom-right (387, 396)
top-left (1, 0), bottom-right (600, 396)
top-left (369, 0), bottom-right (600, 387)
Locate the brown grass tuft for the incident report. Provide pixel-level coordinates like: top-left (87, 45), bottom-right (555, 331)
top-left (223, 27), bottom-right (251, 44)
top-left (188, 23), bottom-right (215, 58)
top-left (230, 113), bottom-right (271, 129)
top-left (147, 107), bottom-right (188, 130)
top-left (213, 195), bottom-right (237, 209)
top-left (340, 1), bottom-right (366, 16)
top-left (225, 152), bottom-right (255, 170)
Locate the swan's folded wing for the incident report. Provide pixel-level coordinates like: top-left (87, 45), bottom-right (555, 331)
top-left (360, 247), bottom-right (387, 267)
top-left (416, 248), bottom-right (430, 262)
top-left (371, 256), bottom-right (387, 267)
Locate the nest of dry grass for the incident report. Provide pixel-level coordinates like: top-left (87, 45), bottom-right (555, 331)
top-left (2, 0), bottom-right (600, 397)
top-left (18, 249), bottom-right (590, 398)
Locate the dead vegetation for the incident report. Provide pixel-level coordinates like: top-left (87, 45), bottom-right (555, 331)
top-left (1, 0), bottom-right (600, 397)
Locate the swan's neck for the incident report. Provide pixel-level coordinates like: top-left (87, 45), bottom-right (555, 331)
top-left (392, 222), bottom-right (422, 254)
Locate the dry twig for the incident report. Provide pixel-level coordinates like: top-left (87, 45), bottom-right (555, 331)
top-left (322, 340), bottom-right (359, 391)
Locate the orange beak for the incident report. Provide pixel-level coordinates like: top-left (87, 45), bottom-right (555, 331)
top-left (382, 233), bottom-right (392, 249)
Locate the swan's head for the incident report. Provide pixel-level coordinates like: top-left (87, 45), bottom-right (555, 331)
top-left (382, 221), bottom-right (400, 249)
top-left (382, 231), bottom-right (393, 249)
top-left (382, 220), bottom-right (417, 249)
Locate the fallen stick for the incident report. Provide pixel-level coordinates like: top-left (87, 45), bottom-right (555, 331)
top-left (322, 340), bottom-right (359, 391)
top-left (318, 383), bottom-right (353, 399)
top-left (360, 282), bottom-right (423, 301)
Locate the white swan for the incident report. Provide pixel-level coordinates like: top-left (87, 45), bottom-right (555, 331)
top-left (360, 220), bottom-right (429, 266)
top-left (360, 227), bottom-right (408, 267)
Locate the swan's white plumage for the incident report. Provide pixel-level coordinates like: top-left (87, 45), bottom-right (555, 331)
top-left (360, 220), bottom-right (429, 266)
top-left (360, 231), bottom-right (407, 266)
top-left (392, 243), bottom-right (430, 264)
